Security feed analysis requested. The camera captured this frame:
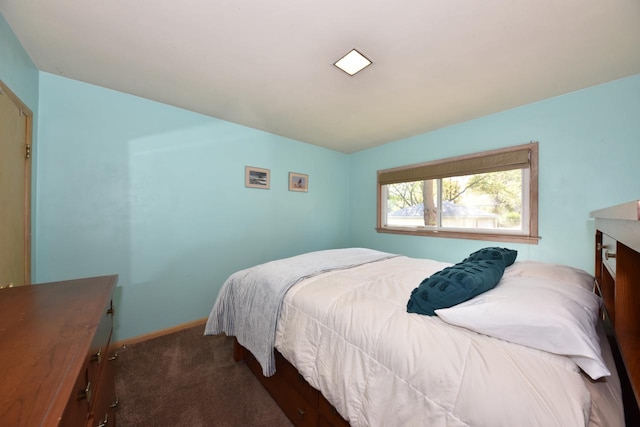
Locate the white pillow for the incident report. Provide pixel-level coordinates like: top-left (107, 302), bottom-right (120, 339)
top-left (435, 275), bottom-right (609, 380)
top-left (503, 260), bottom-right (595, 291)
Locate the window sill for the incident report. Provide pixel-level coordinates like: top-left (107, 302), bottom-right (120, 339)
top-left (376, 227), bottom-right (540, 245)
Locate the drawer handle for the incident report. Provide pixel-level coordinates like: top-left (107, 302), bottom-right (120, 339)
top-left (97, 413), bottom-right (109, 427)
top-left (108, 352), bottom-right (119, 361)
top-left (110, 397), bottom-right (119, 408)
top-left (297, 408), bottom-right (305, 418)
top-left (605, 250), bottom-right (616, 260)
top-left (91, 348), bottom-right (102, 364)
top-left (78, 381), bottom-right (92, 402)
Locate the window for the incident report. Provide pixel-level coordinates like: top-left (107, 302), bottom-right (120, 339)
top-left (377, 142), bottom-right (539, 244)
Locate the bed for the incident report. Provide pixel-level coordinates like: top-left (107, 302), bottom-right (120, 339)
top-left (205, 201), bottom-right (640, 427)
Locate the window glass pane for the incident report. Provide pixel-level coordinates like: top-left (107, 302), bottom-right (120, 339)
top-left (441, 169), bottom-right (523, 231)
top-left (386, 181), bottom-right (424, 227)
top-left (383, 170), bottom-right (525, 233)
top-left (423, 179), bottom-right (438, 227)
top-left (385, 180), bottom-right (440, 228)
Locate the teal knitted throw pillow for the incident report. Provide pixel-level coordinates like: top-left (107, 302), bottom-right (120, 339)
top-left (407, 259), bottom-right (507, 316)
top-left (464, 247), bottom-right (518, 266)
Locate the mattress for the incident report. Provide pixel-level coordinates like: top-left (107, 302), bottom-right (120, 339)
top-left (273, 255), bottom-right (624, 427)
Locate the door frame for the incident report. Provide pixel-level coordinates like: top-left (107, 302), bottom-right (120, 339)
top-left (0, 80), bottom-right (33, 285)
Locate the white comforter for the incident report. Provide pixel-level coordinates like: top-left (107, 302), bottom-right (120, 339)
top-left (275, 256), bottom-right (597, 427)
top-left (205, 248), bottom-right (397, 376)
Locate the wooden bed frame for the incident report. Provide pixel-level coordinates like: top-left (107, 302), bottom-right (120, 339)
top-left (233, 200), bottom-right (640, 426)
top-left (233, 341), bottom-right (349, 427)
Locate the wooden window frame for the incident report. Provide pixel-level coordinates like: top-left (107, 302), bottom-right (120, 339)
top-left (376, 142), bottom-right (539, 245)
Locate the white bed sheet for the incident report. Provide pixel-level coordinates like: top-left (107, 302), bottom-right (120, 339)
top-left (274, 256), bottom-right (621, 427)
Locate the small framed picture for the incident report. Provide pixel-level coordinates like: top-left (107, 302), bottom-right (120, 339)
top-left (289, 172), bottom-right (308, 192)
top-left (245, 166), bottom-right (270, 189)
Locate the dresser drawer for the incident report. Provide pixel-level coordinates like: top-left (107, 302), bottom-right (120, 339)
top-left (87, 344), bottom-right (117, 427)
top-left (318, 394), bottom-right (349, 427)
top-left (87, 300), bottom-right (114, 405)
top-left (61, 367), bottom-right (92, 426)
top-left (273, 377), bottom-right (318, 427)
top-left (245, 350), bottom-right (318, 427)
top-left (275, 351), bottom-right (318, 405)
top-left (87, 300), bottom-right (116, 427)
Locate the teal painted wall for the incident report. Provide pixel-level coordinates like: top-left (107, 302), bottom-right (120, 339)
top-left (0, 13), bottom-right (38, 109)
top-left (36, 73), bottom-right (349, 341)
top-left (4, 12), bottom-right (640, 341)
top-left (349, 74), bottom-right (640, 273)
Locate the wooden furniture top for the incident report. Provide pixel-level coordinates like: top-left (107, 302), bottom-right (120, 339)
top-left (0, 275), bottom-right (117, 427)
top-left (591, 200), bottom-right (640, 253)
top-left (590, 200), bottom-right (640, 221)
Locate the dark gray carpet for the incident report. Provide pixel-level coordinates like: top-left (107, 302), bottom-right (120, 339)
top-left (115, 324), bottom-right (293, 426)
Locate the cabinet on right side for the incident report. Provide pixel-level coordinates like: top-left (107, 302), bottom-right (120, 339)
top-left (591, 201), bottom-right (640, 425)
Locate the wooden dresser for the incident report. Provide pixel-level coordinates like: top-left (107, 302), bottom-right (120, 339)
top-left (0, 275), bottom-right (118, 427)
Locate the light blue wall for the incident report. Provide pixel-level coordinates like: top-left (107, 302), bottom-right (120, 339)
top-left (0, 14), bottom-right (38, 109)
top-left (349, 74), bottom-right (640, 273)
top-left (36, 73), bottom-right (349, 341)
top-left (4, 11), bottom-right (640, 341)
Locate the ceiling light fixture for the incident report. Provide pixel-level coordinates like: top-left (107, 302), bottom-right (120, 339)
top-left (334, 49), bottom-right (372, 76)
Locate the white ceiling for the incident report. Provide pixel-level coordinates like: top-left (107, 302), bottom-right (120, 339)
top-left (1, 0), bottom-right (639, 153)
